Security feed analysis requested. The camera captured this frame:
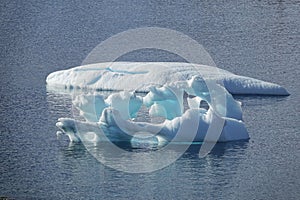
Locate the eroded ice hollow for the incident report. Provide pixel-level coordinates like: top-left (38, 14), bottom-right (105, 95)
top-left (49, 62), bottom-right (289, 145)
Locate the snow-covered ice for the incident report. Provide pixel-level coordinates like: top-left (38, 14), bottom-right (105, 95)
top-left (46, 62), bottom-right (289, 95)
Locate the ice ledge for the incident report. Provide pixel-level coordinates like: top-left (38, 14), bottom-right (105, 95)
top-left (46, 62), bottom-right (289, 95)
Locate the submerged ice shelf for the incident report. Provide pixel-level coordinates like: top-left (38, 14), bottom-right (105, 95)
top-left (48, 62), bottom-right (289, 145)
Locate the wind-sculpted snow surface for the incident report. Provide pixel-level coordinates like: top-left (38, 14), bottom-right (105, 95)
top-left (46, 62), bottom-right (289, 95)
top-left (56, 75), bottom-right (249, 144)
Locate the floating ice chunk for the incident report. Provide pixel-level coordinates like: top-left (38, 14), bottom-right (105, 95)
top-left (52, 62), bottom-right (290, 147)
top-left (60, 75), bottom-right (247, 144)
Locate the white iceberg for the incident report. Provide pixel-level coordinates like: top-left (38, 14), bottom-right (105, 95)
top-left (55, 75), bottom-right (249, 144)
top-left (46, 62), bottom-right (289, 95)
top-left (50, 62), bottom-right (289, 145)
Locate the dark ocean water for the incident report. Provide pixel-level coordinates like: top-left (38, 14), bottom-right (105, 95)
top-left (0, 1), bottom-right (299, 199)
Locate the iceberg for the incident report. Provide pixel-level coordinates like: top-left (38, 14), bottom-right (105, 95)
top-left (49, 62), bottom-right (289, 146)
top-left (55, 75), bottom-right (250, 144)
top-left (46, 62), bottom-right (289, 95)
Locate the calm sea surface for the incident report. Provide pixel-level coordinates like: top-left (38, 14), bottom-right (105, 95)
top-left (1, 1), bottom-right (299, 199)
